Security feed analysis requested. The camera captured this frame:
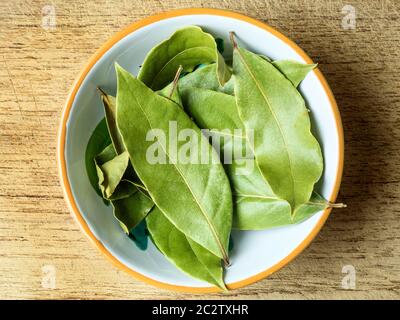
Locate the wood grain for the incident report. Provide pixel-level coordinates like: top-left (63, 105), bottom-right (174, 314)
top-left (0, 0), bottom-right (399, 299)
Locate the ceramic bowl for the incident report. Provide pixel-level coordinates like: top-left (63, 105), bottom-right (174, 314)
top-left (58, 8), bottom-right (343, 292)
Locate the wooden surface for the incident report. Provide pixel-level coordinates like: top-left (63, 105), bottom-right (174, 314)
top-left (0, 0), bottom-right (399, 300)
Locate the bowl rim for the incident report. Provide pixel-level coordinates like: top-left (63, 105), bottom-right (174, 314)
top-left (57, 7), bottom-right (344, 293)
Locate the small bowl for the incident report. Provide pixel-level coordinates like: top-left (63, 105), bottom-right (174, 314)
top-left (58, 8), bottom-right (343, 293)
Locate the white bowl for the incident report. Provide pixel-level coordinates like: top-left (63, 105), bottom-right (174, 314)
top-left (58, 8), bottom-right (343, 293)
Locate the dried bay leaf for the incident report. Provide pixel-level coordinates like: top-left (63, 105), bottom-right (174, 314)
top-left (162, 63), bottom-right (234, 95)
top-left (112, 191), bottom-right (154, 234)
top-left (138, 26), bottom-right (231, 90)
top-left (180, 87), bottom-right (247, 159)
top-left (95, 150), bottom-right (133, 199)
top-left (181, 87), bottom-right (332, 229)
top-left (99, 67), bottom-right (226, 282)
top-left (146, 207), bottom-right (226, 289)
top-left (85, 118), bottom-right (111, 201)
top-left (98, 88), bottom-right (125, 154)
top-left (232, 37), bottom-right (323, 211)
top-left (272, 60), bottom-right (317, 87)
top-left (116, 64), bottom-right (232, 263)
top-left (160, 58), bottom-right (315, 98)
top-left (95, 144), bottom-right (154, 232)
top-left (227, 160), bottom-right (329, 229)
top-left (179, 88), bottom-right (289, 229)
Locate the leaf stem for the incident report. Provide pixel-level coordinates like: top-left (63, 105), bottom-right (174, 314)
top-left (229, 31), bottom-right (237, 49)
top-left (97, 86), bottom-right (111, 105)
top-left (326, 202), bottom-right (347, 208)
top-left (307, 201), bottom-right (347, 208)
top-left (169, 65), bottom-right (183, 98)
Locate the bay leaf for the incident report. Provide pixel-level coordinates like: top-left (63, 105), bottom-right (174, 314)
top-left (98, 88), bottom-right (125, 154)
top-left (272, 60), bottom-right (317, 87)
top-left (85, 118), bottom-right (111, 200)
top-left (138, 26), bottom-right (231, 90)
top-left (159, 58), bottom-right (315, 101)
top-left (96, 88), bottom-right (148, 195)
top-left (94, 145), bottom-right (139, 200)
top-left (180, 87), bottom-right (333, 229)
top-left (180, 87), bottom-right (247, 159)
top-left (226, 159), bottom-right (290, 229)
top-left (116, 64), bottom-right (232, 263)
top-left (94, 69), bottom-right (185, 201)
top-left (181, 88), bottom-right (243, 132)
top-left (146, 207), bottom-right (226, 289)
top-left (293, 192), bottom-right (332, 223)
top-left (94, 143), bottom-right (116, 164)
top-left (95, 150), bottom-right (134, 199)
top-left (112, 190), bottom-right (154, 234)
top-left (177, 88), bottom-right (289, 229)
top-left (95, 144), bottom-right (154, 232)
top-left (162, 63), bottom-right (234, 96)
top-left (227, 160), bottom-right (330, 229)
top-left (232, 38), bottom-right (323, 211)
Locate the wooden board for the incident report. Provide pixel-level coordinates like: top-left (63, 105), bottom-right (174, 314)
top-left (0, 0), bottom-right (399, 299)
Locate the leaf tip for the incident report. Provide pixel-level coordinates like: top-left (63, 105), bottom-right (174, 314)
top-left (229, 31), bottom-right (238, 49)
top-left (114, 61), bottom-right (121, 70)
top-left (97, 86), bottom-right (106, 97)
top-left (114, 62), bottom-right (126, 77)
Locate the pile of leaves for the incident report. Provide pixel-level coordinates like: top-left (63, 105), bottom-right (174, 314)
top-left (85, 26), bottom-right (344, 289)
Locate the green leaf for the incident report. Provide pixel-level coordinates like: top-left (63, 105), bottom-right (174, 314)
top-left (94, 145), bottom-right (137, 200)
top-left (98, 88), bottom-right (125, 154)
top-left (94, 144), bottom-right (154, 232)
top-left (85, 118), bottom-right (111, 201)
top-left (116, 64), bottom-right (232, 263)
top-left (181, 88), bottom-right (243, 132)
top-left (159, 59), bottom-right (314, 101)
top-left (292, 192), bottom-right (330, 223)
top-left (138, 26), bottom-right (231, 90)
top-left (228, 160), bottom-right (331, 229)
top-left (95, 143), bottom-right (116, 163)
top-left (162, 63), bottom-right (234, 95)
top-left (95, 151), bottom-right (135, 199)
top-left (227, 159), bottom-right (291, 230)
top-left (272, 60), bottom-right (317, 87)
top-left (180, 87), bottom-right (328, 230)
top-left (112, 190), bottom-right (154, 234)
top-left (146, 207), bottom-right (226, 289)
top-left (180, 87), bottom-right (247, 159)
top-left (228, 160), bottom-right (329, 229)
top-left (96, 90), bottom-right (147, 193)
top-left (232, 42), bottom-right (323, 211)
top-left (177, 87), bottom-right (291, 229)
